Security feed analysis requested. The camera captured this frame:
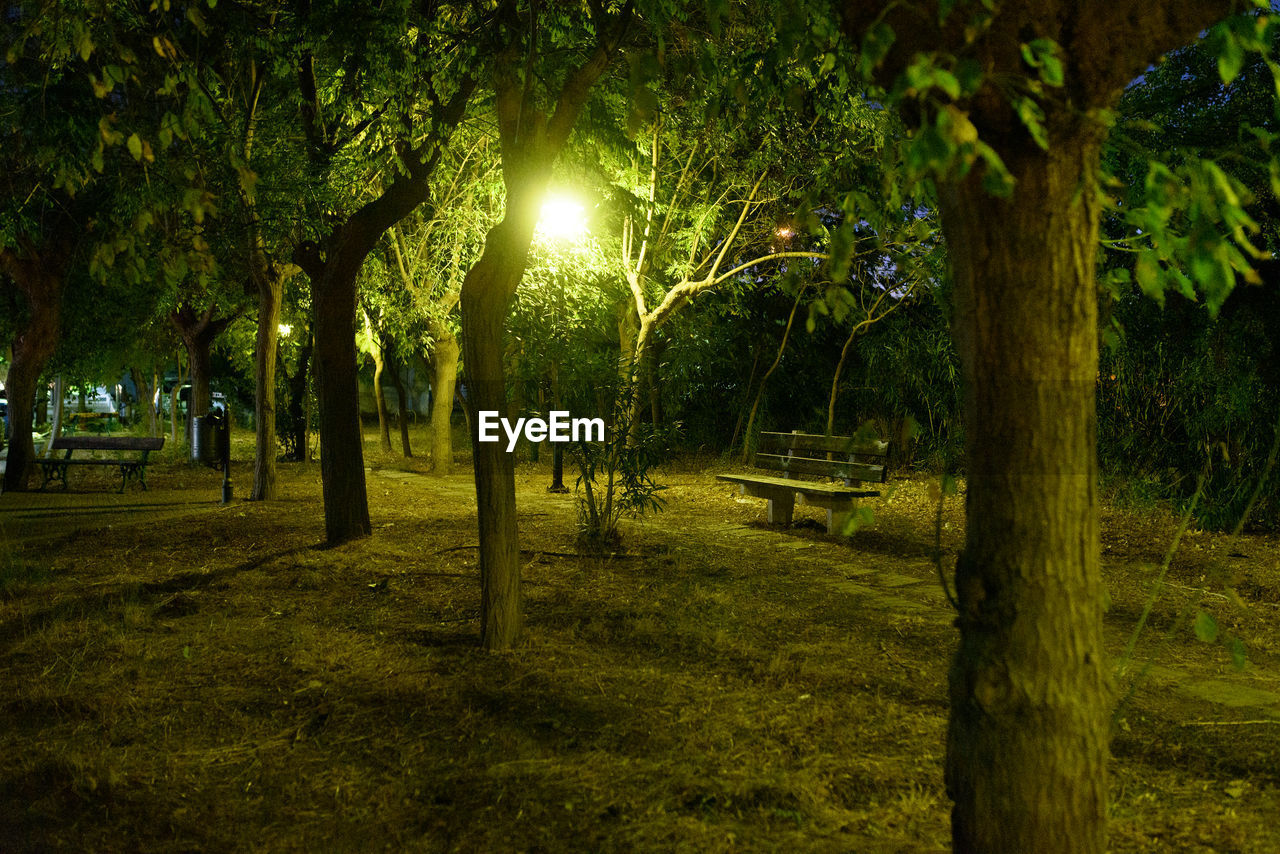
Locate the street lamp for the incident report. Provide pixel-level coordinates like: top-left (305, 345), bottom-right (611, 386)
top-left (535, 193), bottom-right (589, 493)
top-left (536, 196), bottom-right (587, 243)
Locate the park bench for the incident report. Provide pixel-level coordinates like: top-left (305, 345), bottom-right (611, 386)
top-left (37, 436), bottom-right (165, 493)
top-left (718, 431), bottom-right (888, 534)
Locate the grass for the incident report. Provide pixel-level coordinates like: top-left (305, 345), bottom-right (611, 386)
top-left (0, 424), bottom-right (1279, 851)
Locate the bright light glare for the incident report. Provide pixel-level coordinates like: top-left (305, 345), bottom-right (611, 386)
top-left (537, 196), bottom-right (587, 242)
top-left (278, 324), bottom-right (293, 337)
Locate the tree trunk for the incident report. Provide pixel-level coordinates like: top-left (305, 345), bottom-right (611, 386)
top-left (170, 304), bottom-right (235, 447)
top-left (251, 273), bottom-right (283, 500)
top-left (648, 334), bottom-right (665, 429)
top-left (284, 335), bottom-right (312, 462)
top-left (429, 324), bottom-right (459, 474)
top-left (939, 128), bottom-right (1107, 853)
top-left (310, 256), bottom-right (372, 544)
top-left (741, 287), bottom-right (805, 462)
top-left (388, 347), bottom-right (413, 458)
top-left (170, 351), bottom-right (185, 446)
top-left (0, 249), bottom-right (65, 492)
top-left (372, 335), bottom-right (392, 454)
top-left (130, 367), bottom-right (159, 438)
top-left (624, 317), bottom-right (654, 444)
top-left (729, 344), bottom-right (763, 454)
top-left (827, 320), bottom-right (861, 437)
top-left (460, 221), bottom-right (528, 650)
top-left (47, 376), bottom-right (64, 457)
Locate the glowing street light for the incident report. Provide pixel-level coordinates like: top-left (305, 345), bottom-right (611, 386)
top-left (536, 195), bottom-right (587, 243)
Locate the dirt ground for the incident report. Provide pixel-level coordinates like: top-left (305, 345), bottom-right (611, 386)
top-left (2, 426), bottom-right (1279, 852)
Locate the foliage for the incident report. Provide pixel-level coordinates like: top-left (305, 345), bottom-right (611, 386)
top-left (1099, 20), bottom-right (1280, 530)
top-left (569, 383), bottom-right (667, 552)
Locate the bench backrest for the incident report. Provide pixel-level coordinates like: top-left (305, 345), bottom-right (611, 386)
top-left (754, 431), bottom-right (887, 485)
top-left (52, 436), bottom-right (166, 452)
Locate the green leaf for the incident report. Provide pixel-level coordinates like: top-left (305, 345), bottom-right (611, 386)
top-left (1134, 252), bottom-right (1164, 306)
top-left (1218, 33), bottom-right (1244, 84)
top-left (1040, 54), bottom-right (1064, 87)
top-left (76, 27), bottom-right (94, 62)
top-left (861, 21), bottom-right (895, 76)
top-left (956, 58), bottom-right (983, 94)
top-left (1193, 611), bottom-right (1219, 643)
top-left (127, 133), bottom-right (143, 161)
top-left (933, 68), bottom-right (961, 100)
top-left (1015, 97), bottom-right (1048, 149)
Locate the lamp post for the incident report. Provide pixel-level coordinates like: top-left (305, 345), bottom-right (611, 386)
top-left (535, 194), bottom-right (587, 495)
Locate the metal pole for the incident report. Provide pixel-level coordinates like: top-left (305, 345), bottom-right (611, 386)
top-left (220, 413), bottom-right (232, 504)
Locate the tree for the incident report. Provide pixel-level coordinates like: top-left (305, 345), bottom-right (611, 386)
top-left (838, 1), bottom-right (1259, 850)
top-left (459, 0), bottom-right (633, 649)
top-left (289, 1), bottom-right (476, 544)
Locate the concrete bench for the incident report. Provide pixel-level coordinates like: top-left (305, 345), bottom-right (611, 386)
top-left (718, 431), bottom-right (888, 534)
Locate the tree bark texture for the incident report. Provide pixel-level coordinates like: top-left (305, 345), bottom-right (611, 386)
top-left (0, 246), bottom-right (66, 492)
top-left (461, 220), bottom-right (530, 650)
top-left (459, 1), bottom-right (630, 649)
top-left (429, 322), bottom-right (459, 474)
top-left (939, 127), bottom-right (1108, 854)
top-left (307, 246), bottom-right (373, 544)
top-left (251, 273), bottom-right (283, 500)
top-left (834, 2), bottom-right (1243, 850)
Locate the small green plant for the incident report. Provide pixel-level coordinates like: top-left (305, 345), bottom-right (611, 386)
top-left (569, 389), bottom-right (667, 552)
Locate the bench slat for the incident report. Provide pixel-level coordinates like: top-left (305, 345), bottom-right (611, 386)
top-left (717, 473), bottom-right (880, 498)
top-left (753, 453), bottom-right (886, 484)
top-left (52, 437), bottom-right (165, 452)
top-left (758, 431), bottom-right (887, 457)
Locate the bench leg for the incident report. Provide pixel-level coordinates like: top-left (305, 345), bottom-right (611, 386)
top-left (767, 494), bottom-right (795, 525)
top-left (39, 462), bottom-right (69, 491)
top-left (827, 501), bottom-right (856, 535)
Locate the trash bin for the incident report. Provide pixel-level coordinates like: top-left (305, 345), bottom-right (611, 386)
top-left (191, 411), bottom-right (227, 468)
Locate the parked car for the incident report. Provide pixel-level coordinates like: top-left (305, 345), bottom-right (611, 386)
top-left (46, 385), bottom-right (118, 421)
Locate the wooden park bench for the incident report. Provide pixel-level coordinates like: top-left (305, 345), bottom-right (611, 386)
top-left (718, 431), bottom-right (888, 534)
top-left (38, 436), bottom-right (165, 493)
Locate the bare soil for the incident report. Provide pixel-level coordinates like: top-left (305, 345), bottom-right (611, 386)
top-left (2, 427), bottom-right (1279, 852)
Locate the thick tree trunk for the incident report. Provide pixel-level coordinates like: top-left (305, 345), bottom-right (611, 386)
top-left (251, 274), bottom-right (283, 500)
top-left (0, 249), bottom-right (65, 492)
top-left (429, 324), bottom-right (459, 474)
top-left (461, 220), bottom-right (531, 650)
top-left (310, 257), bottom-right (372, 544)
top-left (170, 304), bottom-right (235, 447)
top-left (181, 334), bottom-right (213, 447)
top-left (939, 129), bottom-right (1108, 854)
